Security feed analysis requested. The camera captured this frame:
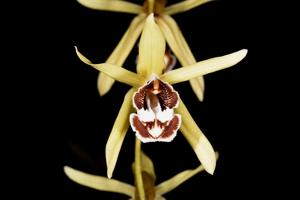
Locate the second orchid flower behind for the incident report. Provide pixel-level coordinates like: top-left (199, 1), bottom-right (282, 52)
top-left (75, 14), bottom-right (247, 181)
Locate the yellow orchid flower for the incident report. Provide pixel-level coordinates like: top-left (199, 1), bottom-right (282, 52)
top-left (64, 152), bottom-right (219, 200)
top-left (75, 14), bottom-right (247, 181)
top-left (77, 0), bottom-right (215, 101)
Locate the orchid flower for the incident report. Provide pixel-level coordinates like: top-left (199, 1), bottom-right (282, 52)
top-left (75, 14), bottom-right (247, 183)
top-left (77, 0), bottom-right (216, 101)
top-left (64, 152), bottom-right (219, 200)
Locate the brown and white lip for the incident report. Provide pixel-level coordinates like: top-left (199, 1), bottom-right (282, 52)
top-left (130, 76), bottom-right (181, 142)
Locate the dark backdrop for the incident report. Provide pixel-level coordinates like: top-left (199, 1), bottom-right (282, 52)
top-left (5, 0), bottom-right (292, 199)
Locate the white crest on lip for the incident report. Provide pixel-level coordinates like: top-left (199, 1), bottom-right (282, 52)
top-left (156, 108), bottom-right (174, 123)
top-left (136, 108), bottom-right (155, 122)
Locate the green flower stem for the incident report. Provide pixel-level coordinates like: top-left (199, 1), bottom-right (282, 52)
top-left (148, 0), bottom-right (154, 13)
top-left (135, 139), bottom-right (146, 200)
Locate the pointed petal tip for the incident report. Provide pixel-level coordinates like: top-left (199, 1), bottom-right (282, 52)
top-left (225, 48), bottom-right (248, 66)
top-left (206, 166), bottom-right (215, 175)
top-left (63, 166), bottom-right (70, 174)
top-left (204, 155), bottom-right (216, 175)
top-left (64, 166), bottom-right (76, 179)
top-left (107, 171), bottom-right (112, 179)
top-left (239, 49), bottom-right (248, 59)
top-left (74, 46), bottom-right (79, 53)
top-left (206, 151), bottom-right (220, 175)
top-left (99, 90), bottom-right (107, 96)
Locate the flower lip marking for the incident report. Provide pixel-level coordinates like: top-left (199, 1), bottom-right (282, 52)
top-left (130, 75), bottom-right (181, 142)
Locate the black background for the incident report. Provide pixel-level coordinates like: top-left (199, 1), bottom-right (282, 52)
top-left (4, 0), bottom-right (293, 199)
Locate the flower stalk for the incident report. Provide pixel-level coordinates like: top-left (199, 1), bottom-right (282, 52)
top-left (134, 139), bottom-right (146, 200)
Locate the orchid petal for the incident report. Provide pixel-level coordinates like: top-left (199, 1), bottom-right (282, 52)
top-left (106, 89), bottom-right (135, 178)
top-left (98, 14), bottom-right (146, 95)
top-left (77, 0), bottom-right (143, 14)
top-left (190, 78), bottom-right (205, 101)
top-left (64, 166), bottom-right (134, 197)
top-left (161, 15), bottom-right (205, 101)
top-left (75, 47), bottom-right (145, 87)
top-left (160, 49), bottom-right (248, 84)
top-left (176, 100), bottom-right (216, 174)
top-left (156, 152), bottom-right (218, 195)
top-left (137, 14), bottom-right (166, 77)
top-left (157, 15), bottom-right (204, 101)
top-left (165, 0), bottom-right (213, 15)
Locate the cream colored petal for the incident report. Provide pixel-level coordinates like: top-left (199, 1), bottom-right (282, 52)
top-left (159, 15), bottom-right (195, 65)
top-left (156, 16), bottom-right (188, 68)
top-left (157, 15), bottom-right (204, 101)
top-left (175, 100), bottom-right (216, 174)
top-left (75, 47), bottom-right (145, 87)
top-left (137, 14), bottom-right (166, 77)
top-left (160, 15), bottom-right (204, 101)
top-left (77, 0), bottom-right (143, 14)
top-left (64, 166), bottom-right (134, 197)
top-left (156, 152), bottom-right (218, 195)
top-left (189, 78), bottom-right (205, 101)
top-left (165, 0), bottom-right (213, 15)
top-left (161, 49), bottom-right (248, 84)
top-left (98, 14), bottom-right (146, 96)
top-left (106, 89), bottom-right (135, 178)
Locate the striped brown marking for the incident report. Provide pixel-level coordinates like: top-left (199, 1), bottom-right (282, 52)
top-left (133, 77), bottom-right (179, 111)
top-left (157, 81), bottom-right (178, 110)
top-left (160, 115), bottom-right (180, 139)
top-left (131, 114), bottom-right (153, 139)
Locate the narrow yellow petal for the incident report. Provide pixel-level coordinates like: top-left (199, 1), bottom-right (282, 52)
top-left (165, 0), bottom-right (213, 15)
top-left (156, 16), bottom-right (189, 67)
top-left (161, 49), bottom-right (248, 84)
top-left (97, 74), bottom-right (115, 96)
top-left (64, 166), bottom-right (134, 197)
top-left (137, 14), bottom-right (166, 77)
top-left (77, 0), bottom-right (143, 14)
top-left (106, 89), bottom-right (135, 178)
top-left (160, 15), bottom-right (204, 101)
top-left (176, 100), bottom-right (216, 174)
top-left (157, 15), bottom-right (204, 101)
top-left (98, 14), bottom-right (146, 96)
top-left (75, 47), bottom-right (145, 87)
top-left (156, 152), bottom-right (218, 195)
top-left (189, 78), bottom-right (204, 101)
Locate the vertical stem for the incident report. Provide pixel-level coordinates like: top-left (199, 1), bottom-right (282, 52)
top-left (148, 0), bottom-right (154, 13)
top-left (135, 138), bottom-right (146, 200)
